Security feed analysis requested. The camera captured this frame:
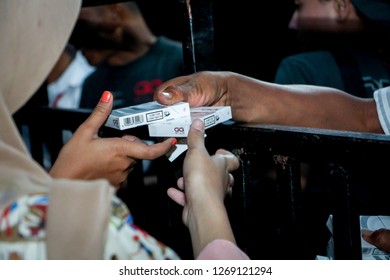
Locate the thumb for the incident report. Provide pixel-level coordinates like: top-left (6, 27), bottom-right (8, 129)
top-left (154, 80), bottom-right (189, 106)
top-left (362, 228), bottom-right (390, 253)
top-left (155, 90), bottom-right (185, 106)
top-left (83, 91), bottom-right (113, 133)
top-left (187, 118), bottom-right (206, 151)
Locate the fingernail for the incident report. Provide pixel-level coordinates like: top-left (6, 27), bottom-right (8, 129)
top-left (100, 91), bottom-right (112, 103)
top-left (171, 138), bottom-right (177, 146)
top-left (161, 91), bottom-right (172, 100)
top-left (362, 229), bottom-right (374, 237)
top-left (191, 119), bottom-right (204, 132)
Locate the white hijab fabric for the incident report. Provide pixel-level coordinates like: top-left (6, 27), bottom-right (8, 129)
top-left (0, 0), bottom-right (115, 259)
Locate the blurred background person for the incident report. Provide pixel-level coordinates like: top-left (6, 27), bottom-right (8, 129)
top-left (14, 43), bottom-right (95, 170)
top-left (273, 0), bottom-right (390, 258)
top-left (69, 1), bottom-right (186, 243)
top-left (275, 0), bottom-right (390, 97)
top-left (47, 43), bottom-right (95, 110)
top-left (72, 1), bottom-right (185, 109)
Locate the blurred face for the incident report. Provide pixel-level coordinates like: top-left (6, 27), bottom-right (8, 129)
top-left (78, 6), bottom-right (120, 34)
top-left (71, 5), bottom-right (122, 49)
top-left (71, 5), bottom-right (124, 65)
top-left (81, 49), bottom-right (115, 66)
top-left (289, 0), bottom-right (338, 31)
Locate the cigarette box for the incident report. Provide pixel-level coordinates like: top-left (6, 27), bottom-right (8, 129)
top-left (105, 101), bottom-right (190, 130)
top-left (360, 215), bottom-right (390, 260)
top-left (148, 106), bottom-right (232, 137)
top-left (322, 215), bottom-right (390, 260)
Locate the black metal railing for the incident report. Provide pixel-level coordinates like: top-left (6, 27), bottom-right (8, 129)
top-left (204, 122), bottom-right (390, 259)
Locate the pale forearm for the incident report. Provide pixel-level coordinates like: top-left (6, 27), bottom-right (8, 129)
top-left (188, 201), bottom-right (236, 258)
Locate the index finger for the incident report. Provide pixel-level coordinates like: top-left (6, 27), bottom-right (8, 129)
top-left (121, 137), bottom-right (177, 160)
top-left (215, 148), bottom-right (240, 172)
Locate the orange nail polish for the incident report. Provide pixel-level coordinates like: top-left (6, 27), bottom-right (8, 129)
top-left (171, 138), bottom-right (177, 146)
top-left (100, 91), bottom-right (112, 103)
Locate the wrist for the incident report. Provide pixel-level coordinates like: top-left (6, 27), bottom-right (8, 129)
top-left (188, 204), bottom-right (235, 257)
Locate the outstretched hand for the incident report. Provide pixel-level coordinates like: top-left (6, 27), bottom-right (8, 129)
top-left (167, 118), bottom-right (240, 257)
top-left (167, 119), bottom-right (239, 222)
top-left (154, 71), bottom-right (230, 107)
top-left (50, 91), bottom-right (176, 189)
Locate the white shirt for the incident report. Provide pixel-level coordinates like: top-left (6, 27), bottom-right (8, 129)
top-left (374, 86), bottom-right (390, 135)
top-left (47, 51), bottom-right (95, 109)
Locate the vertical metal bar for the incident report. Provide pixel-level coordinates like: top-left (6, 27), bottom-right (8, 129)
top-left (231, 152), bottom-right (251, 253)
top-left (273, 155), bottom-right (303, 257)
top-left (274, 155), bottom-right (302, 223)
top-left (179, 0), bottom-right (217, 73)
top-left (329, 163), bottom-right (362, 259)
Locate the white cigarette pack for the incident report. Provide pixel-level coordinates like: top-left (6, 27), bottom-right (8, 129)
top-left (360, 215), bottom-right (390, 260)
top-left (322, 215), bottom-right (390, 260)
top-left (148, 106), bottom-right (232, 137)
top-left (105, 101), bottom-right (190, 130)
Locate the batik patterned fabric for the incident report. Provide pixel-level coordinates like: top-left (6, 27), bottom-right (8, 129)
top-left (0, 193), bottom-right (180, 260)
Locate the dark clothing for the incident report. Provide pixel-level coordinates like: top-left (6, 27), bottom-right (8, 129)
top-left (80, 36), bottom-right (184, 109)
top-left (275, 48), bottom-right (390, 97)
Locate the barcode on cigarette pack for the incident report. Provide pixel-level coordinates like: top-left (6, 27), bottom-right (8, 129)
top-left (124, 115), bottom-right (144, 126)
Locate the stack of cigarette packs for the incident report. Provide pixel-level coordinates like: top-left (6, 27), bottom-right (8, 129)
top-left (105, 101), bottom-right (232, 138)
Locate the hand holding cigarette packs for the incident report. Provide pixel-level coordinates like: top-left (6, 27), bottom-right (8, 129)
top-left (105, 101), bottom-right (232, 137)
top-left (148, 106), bottom-right (232, 137)
top-left (105, 101), bottom-right (191, 130)
top-left (105, 101), bottom-right (232, 161)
